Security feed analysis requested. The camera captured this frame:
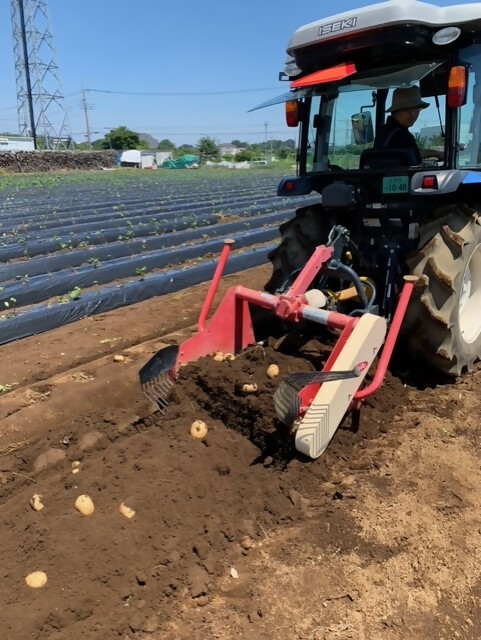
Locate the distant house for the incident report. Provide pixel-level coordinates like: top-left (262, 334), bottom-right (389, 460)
top-left (218, 143), bottom-right (243, 156)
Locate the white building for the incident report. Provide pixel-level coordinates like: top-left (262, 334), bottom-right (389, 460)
top-left (0, 136), bottom-right (35, 152)
top-left (420, 124), bottom-right (470, 143)
top-left (218, 143), bottom-right (244, 156)
top-left (120, 149), bottom-right (173, 169)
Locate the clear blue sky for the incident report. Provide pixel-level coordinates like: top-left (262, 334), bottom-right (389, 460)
top-left (0, 0), bottom-right (475, 146)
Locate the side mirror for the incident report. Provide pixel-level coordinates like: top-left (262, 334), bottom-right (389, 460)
top-left (351, 111), bottom-right (374, 145)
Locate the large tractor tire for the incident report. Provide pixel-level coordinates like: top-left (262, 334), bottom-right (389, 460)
top-left (405, 204), bottom-right (481, 376)
top-left (265, 203), bottom-right (330, 293)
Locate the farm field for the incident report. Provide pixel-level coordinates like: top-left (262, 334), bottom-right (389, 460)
top-left (0, 169), bottom-right (480, 640)
top-left (0, 168), bottom-right (318, 343)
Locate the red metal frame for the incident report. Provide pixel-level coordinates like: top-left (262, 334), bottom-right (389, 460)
top-left (198, 239), bottom-right (234, 332)
top-left (352, 277), bottom-right (416, 406)
top-left (180, 238), bottom-right (416, 417)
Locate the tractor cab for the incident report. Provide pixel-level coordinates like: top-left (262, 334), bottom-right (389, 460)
top-left (251, 1), bottom-right (481, 202)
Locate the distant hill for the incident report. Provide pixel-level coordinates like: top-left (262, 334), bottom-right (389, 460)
top-left (139, 133), bottom-right (159, 149)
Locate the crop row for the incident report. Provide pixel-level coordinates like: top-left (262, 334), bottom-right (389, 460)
top-left (0, 170), bottom-right (317, 344)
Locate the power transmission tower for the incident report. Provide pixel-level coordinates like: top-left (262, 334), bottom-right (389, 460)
top-left (11, 0), bottom-right (73, 149)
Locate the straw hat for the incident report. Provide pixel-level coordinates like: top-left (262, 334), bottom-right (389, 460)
top-left (386, 86), bottom-right (429, 113)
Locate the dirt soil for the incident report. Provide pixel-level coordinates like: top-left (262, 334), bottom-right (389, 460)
top-left (0, 264), bottom-right (480, 640)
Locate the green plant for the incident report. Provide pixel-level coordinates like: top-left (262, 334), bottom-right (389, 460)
top-left (58, 287), bottom-right (81, 304)
top-left (3, 297), bottom-right (17, 315)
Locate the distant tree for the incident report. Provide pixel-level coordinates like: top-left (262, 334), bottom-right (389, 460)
top-left (91, 138), bottom-right (105, 150)
top-left (277, 147), bottom-right (292, 159)
top-left (236, 149), bottom-right (257, 162)
top-left (98, 126), bottom-right (141, 150)
top-left (429, 134), bottom-right (445, 147)
top-left (414, 133), bottom-right (428, 150)
top-left (197, 136), bottom-right (219, 160)
top-left (282, 139), bottom-right (296, 150)
top-left (231, 139), bottom-right (249, 148)
top-left (137, 139), bottom-right (149, 150)
top-left (157, 139), bottom-right (176, 151)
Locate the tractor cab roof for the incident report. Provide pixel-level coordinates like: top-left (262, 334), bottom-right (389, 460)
top-left (250, 61), bottom-right (444, 113)
top-left (285, 0), bottom-right (481, 78)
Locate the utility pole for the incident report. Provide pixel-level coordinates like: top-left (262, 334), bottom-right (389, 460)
top-left (82, 88), bottom-right (92, 149)
top-left (16, 0), bottom-right (36, 148)
top-left (264, 121), bottom-right (268, 160)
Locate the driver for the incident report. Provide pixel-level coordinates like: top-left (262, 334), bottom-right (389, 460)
top-left (374, 86), bottom-right (444, 163)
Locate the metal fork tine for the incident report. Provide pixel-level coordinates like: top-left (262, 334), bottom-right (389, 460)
top-left (274, 368), bottom-right (361, 427)
top-left (139, 345), bottom-right (179, 412)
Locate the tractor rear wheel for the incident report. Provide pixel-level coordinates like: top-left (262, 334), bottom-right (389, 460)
top-left (265, 203), bottom-right (330, 293)
top-left (405, 205), bottom-right (481, 375)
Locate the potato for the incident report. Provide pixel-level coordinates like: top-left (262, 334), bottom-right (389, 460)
top-left (75, 494), bottom-right (95, 516)
top-left (119, 502), bottom-right (136, 519)
top-left (29, 494), bottom-right (44, 512)
top-left (113, 354), bottom-right (125, 363)
top-left (190, 420), bottom-right (208, 439)
top-left (213, 352), bottom-right (224, 362)
top-left (72, 461), bottom-right (81, 475)
top-left (242, 383), bottom-right (258, 394)
top-left (266, 364), bottom-right (280, 378)
top-left (25, 571), bottom-right (47, 588)
top-left (223, 353), bottom-right (236, 362)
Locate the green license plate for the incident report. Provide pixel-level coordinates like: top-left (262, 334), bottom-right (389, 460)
top-left (382, 176), bottom-right (410, 194)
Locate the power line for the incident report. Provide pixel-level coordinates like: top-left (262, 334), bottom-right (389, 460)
top-left (72, 130), bottom-right (293, 137)
top-left (84, 87), bottom-right (282, 97)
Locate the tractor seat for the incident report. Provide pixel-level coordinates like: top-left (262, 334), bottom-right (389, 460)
top-left (359, 148), bottom-right (418, 170)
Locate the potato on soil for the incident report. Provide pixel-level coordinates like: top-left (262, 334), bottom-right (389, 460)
top-left (213, 352), bottom-right (224, 362)
top-left (190, 420), bottom-right (208, 439)
top-left (223, 353), bottom-right (236, 362)
top-left (266, 364), bottom-right (280, 378)
top-left (29, 494), bottom-right (44, 511)
top-left (75, 494), bottom-right (95, 516)
top-left (119, 502), bottom-right (136, 519)
top-left (25, 571), bottom-right (47, 588)
top-left (242, 383), bottom-right (258, 394)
